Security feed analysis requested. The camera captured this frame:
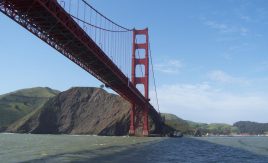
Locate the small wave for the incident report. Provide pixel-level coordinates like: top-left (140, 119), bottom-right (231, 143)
top-left (238, 140), bottom-right (248, 146)
top-left (93, 143), bottom-right (106, 146)
top-left (1, 132), bottom-right (15, 135)
top-left (67, 134), bottom-right (98, 137)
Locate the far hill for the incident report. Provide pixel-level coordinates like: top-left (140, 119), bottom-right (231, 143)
top-left (162, 113), bottom-right (268, 136)
top-left (234, 121), bottom-right (268, 135)
top-left (161, 113), bottom-right (239, 135)
top-left (0, 87), bottom-right (59, 131)
top-left (196, 123), bottom-right (239, 135)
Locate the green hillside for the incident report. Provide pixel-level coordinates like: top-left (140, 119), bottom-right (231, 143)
top-left (161, 113), bottom-right (193, 134)
top-left (234, 121), bottom-right (268, 134)
top-left (161, 113), bottom-right (239, 135)
top-left (0, 87), bottom-right (59, 130)
top-left (198, 123), bottom-right (239, 135)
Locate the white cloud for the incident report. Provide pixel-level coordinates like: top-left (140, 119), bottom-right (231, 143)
top-left (240, 15), bottom-right (251, 22)
top-left (205, 21), bottom-right (229, 32)
top-left (155, 59), bottom-right (183, 74)
top-left (204, 20), bottom-right (249, 36)
top-left (150, 83), bottom-right (268, 124)
top-left (208, 70), bottom-right (249, 85)
top-left (255, 61), bottom-right (268, 72)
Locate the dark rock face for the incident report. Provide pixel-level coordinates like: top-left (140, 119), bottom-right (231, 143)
top-left (8, 87), bottom-right (131, 136)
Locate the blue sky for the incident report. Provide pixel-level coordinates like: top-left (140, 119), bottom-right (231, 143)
top-left (1, 0), bottom-right (268, 124)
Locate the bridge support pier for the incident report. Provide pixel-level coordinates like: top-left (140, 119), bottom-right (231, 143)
top-left (142, 107), bottom-right (149, 136)
top-left (129, 104), bottom-right (135, 135)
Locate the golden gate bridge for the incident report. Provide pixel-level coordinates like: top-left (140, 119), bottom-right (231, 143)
top-left (0, 0), bottom-right (162, 136)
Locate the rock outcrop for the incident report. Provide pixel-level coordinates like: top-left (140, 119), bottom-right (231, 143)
top-left (8, 87), bottom-right (133, 135)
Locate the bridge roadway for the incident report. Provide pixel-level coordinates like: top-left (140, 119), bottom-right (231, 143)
top-left (0, 0), bottom-right (162, 134)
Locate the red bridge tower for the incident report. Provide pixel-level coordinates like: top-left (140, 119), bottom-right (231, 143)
top-left (129, 28), bottom-right (150, 136)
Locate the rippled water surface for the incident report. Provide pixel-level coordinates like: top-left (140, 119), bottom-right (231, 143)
top-left (0, 134), bottom-right (268, 162)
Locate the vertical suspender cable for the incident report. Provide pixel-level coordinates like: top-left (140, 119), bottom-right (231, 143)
top-left (149, 40), bottom-right (160, 114)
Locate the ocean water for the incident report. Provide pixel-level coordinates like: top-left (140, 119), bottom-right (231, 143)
top-left (0, 134), bottom-right (268, 163)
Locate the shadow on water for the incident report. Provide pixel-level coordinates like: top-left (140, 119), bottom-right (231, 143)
top-left (25, 137), bottom-right (268, 163)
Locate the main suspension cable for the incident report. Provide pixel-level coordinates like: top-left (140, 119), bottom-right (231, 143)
top-left (70, 14), bottom-right (131, 33)
top-left (82, 0), bottom-right (132, 32)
